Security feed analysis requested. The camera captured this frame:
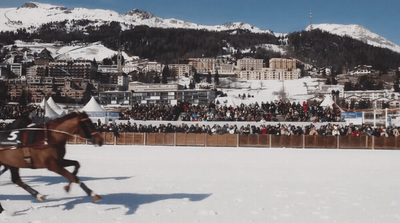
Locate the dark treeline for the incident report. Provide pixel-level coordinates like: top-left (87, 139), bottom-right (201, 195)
top-left (105, 26), bottom-right (281, 64)
top-left (287, 29), bottom-right (400, 74)
top-left (1, 21), bottom-right (400, 71)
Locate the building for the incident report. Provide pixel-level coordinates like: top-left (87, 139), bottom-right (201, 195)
top-left (237, 58), bottom-right (264, 71)
top-left (188, 58), bottom-right (216, 74)
top-left (350, 65), bottom-right (373, 75)
top-left (269, 58), bottom-right (296, 70)
top-left (47, 60), bottom-right (96, 79)
top-left (98, 91), bottom-right (131, 105)
top-left (10, 63), bottom-right (23, 77)
top-left (168, 64), bottom-right (192, 77)
top-left (34, 48), bottom-right (53, 66)
top-left (238, 68), bottom-right (300, 80)
top-left (343, 90), bottom-right (400, 109)
top-left (144, 61), bottom-right (163, 73)
top-left (98, 65), bottom-right (118, 73)
top-left (178, 89), bottom-right (216, 105)
top-left (237, 58), bottom-right (300, 80)
top-left (128, 82), bottom-right (215, 105)
top-left (217, 63), bottom-right (235, 76)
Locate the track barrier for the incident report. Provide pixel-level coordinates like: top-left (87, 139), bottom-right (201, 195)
top-left (68, 132), bottom-right (400, 149)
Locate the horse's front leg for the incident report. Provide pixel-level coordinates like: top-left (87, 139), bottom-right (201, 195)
top-left (60, 159), bottom-right (80, 192)
top-left (0, 202), bottom-right (4, 213)
top-left (0, 165), bottom-right (9, 176)
top-left (60, 159), bottom-right (80, 176)
top-left (47, 160), bottom-right (101, 201)
top-left (9, 167), bottom-right (46, 201)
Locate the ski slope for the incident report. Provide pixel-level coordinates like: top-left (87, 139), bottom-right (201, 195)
top-left (0, 145), bottom-right (399, 222)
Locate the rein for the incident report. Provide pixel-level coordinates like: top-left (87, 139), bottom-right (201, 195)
top-left (0, 127), bottom-right (98, 141)
top-left (0, 115), bottom-right (102, 144)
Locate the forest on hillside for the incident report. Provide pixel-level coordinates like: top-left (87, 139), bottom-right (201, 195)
top-left (1, 21), bottom-right (400, 72)
top-left (286, 30), bottom-right (400, 74)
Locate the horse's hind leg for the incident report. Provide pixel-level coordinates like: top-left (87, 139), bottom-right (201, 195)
top-left (9, 167), bottom-right (46, 201)
top-left (0, 202), bottom-right (4, 213)
top-left (47, 160), bottom-right (101, 201)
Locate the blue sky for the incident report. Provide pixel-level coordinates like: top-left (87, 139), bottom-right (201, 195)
top-left (2, 0), bottom-right (400, 45)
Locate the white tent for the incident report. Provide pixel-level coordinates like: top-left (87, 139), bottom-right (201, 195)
top-left (320, 94), bottom-right (335, 108)
top-left (47, 97), bottom-right (66, 116)
top-left (43, 100), bottom-right (60, 119)
top-left (82, 96), bottom-right (105, 113)
top-left (39, 98), bottom-right (46, 107)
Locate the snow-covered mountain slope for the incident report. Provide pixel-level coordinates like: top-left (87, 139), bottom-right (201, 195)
top-left (1, 2), bottom-right (399, 54)
top-left (307, 24), bottom-right (400, 53)
top-left (0, 2), bottom-right (273, 34)
top-left (11, 40), bottom-right (136, 61)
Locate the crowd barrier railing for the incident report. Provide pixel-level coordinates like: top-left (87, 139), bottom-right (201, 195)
top-left (67, 132), bottom-right (400, 149)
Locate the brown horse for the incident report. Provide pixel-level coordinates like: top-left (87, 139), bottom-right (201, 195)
top-left (0, 115), bottom-right (82, 176)
top-left (0, 112), bottom-right (104, 213)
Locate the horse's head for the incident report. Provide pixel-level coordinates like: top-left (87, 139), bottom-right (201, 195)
top-left (77, 113), bottom-right (104, 146)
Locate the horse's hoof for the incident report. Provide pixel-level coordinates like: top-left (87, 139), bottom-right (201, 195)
top-left (64, 185), bottom-right (70, 192)
top-left (92, 194), bottom-right (101, 202)
top-left (36, 194), bottom-right (46, 202)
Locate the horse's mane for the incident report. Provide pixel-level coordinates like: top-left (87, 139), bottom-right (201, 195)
top-left (49, 112), bottom-right (87, 124)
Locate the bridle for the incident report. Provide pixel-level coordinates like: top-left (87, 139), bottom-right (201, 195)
top-left (78, 117), bottom-right (102, 143)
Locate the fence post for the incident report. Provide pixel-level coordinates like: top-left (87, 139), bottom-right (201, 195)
top-left (337, 136), bottom-right (340, 149)
top-left (302, 134), bottom-right (305, 149)
top-left (372, 136), bottom-right (375, 150)
top-left (269, 134), bottom-right (272, 148)
top-left (144, 133), bottom-right (146, 146)
top-left (237, 134), bottom-right (239, 148)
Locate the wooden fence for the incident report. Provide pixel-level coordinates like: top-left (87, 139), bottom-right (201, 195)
top-left (67, 132), bottom-right (400, 149)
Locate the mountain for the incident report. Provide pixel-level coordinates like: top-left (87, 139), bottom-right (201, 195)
top-left (0, 2), bottom-right (273, 34)
top-left (1, 2), bottom-right (400, 70)
top-left (3, 2), bottom-right (399, 54)
top-left (306, 24), bottom-right (400, 54)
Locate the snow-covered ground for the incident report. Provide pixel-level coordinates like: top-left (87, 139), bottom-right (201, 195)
top-left (211, 77), bottom-right (322, 106)
top-left (0, 145), bottom-right (399, 222)
top-left (11, 41), bottom-right (136, 62)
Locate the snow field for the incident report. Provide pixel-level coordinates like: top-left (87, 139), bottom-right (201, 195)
top-left (0, 145), bottom-right (399, 222)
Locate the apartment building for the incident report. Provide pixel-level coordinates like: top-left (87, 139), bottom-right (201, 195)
top-left (237, 58), bottom-right (264, 71)
top-left (269, 58), bottom-right (297, 70)
top-left (188, 58), bottom-right (216, 74)
top-left (168, 64), bottom-right (192, 77)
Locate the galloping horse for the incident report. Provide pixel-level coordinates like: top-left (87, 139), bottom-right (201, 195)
top-left (0, 112), bottom-right (104, 213)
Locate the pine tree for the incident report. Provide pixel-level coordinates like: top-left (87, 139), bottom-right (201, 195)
top-left (206, 72), bottom-right (212, 84)
top-left (214, 70), bottom-right (220, 85)
top-left (162, 65), bottom-right (170, 84)
top-left (82, 82), bottom-right (94, 104)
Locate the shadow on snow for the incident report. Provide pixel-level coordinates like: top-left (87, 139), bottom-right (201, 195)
top-left (63, 193), bottom-right (212, 215)
top-left (0, 175), bottom-right (212, 215)
top-left (0, 174), bottom-right (131, 186)
top-left (0, 193), bottom-right (212, 215)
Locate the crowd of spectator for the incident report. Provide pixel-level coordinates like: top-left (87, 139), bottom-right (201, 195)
top-left (0, 100), bottom-right (397, 138)
top-left (96, 121), bottom-right (400, 138)
top-left (0, 100), bottom-right (341, 123)
top-left (0, 104), bottom-right (42, 120)
top-left (120, 100), bottom-right (342, 122)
